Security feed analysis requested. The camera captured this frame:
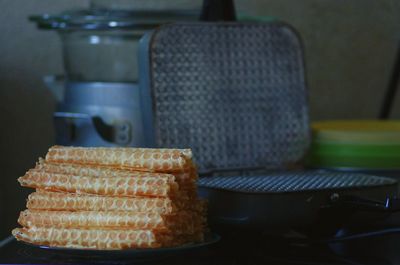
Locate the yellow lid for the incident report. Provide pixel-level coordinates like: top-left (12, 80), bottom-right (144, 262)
top-left (312, 120), bottom-right (400, 144)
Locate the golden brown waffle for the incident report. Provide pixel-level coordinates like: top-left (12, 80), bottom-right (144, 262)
top-left (18, 209), bottom-right (203, 231)
top-left (27, 191), bottom-right (176, 213)
top-left (19, 171), bottom-right (178, 197)
top-left (13, 146), bottom-right (207, 250)
top-left (27, 190), bottom-right (205, 213)
top-left (45, 146), bottom-right (193, 172)
top-left (34, 160), bottom-right (197, 192)
top-left (12, 227), bottom-right (176, 249)
top-left (18, 210), bottom-right (162, 230)
top-left (35, 159), bottom-right (175, 179)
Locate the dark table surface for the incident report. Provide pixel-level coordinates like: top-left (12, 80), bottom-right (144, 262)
top-left (2, 230), bottom-right (400, 265)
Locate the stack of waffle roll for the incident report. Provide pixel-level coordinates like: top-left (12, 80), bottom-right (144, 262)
top-left (12, 146), bottom-right (207, 249)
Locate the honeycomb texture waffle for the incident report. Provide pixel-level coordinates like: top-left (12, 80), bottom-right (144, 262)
top-left (12, 227), bottom-right (173, 249)
top-left (19, 170), bottom-right (178, 197)
top-left (27, 191), bottom-right (177, 213)
top-left (46, 146), bottom-right (193, 172)
top-left (13, 146), bottom-right (206, 249)
top-left (18, 210), bottom-right (202, 231)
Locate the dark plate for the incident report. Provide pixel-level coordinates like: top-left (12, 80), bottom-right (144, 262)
top-left (20, 233), bottom-right (220, 260)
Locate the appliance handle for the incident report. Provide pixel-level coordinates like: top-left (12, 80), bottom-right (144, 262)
top-left (54, 112), bottom-right (91, 120)
top-left (328, 193), bottom-right (400, 213)
top-left (0, 236), bottom-right (14, 248)
top-left (200, 0), bottom-right (236, 21)
top-left (217, 216), bottom-right (249, 225)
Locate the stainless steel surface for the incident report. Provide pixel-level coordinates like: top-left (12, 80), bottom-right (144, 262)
top-left (198, 171), bottom-right (397, 193)
top-left (198, 171), bottom-right (398, 229)
top-left (139, 22), bottom-right (309, 173)
top-left (54, 81), bottom-right (145, 147)
top-left (312, 167), bottom-right (400, 194)
top-left (139, 22), bottom-right (399, 232)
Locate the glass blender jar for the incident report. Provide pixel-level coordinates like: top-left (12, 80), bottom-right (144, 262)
top-left (30, 5), bottom-right (198, 147)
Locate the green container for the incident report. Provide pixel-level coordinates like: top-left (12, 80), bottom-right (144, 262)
top-left (307, 120), bottom-right (400, 170)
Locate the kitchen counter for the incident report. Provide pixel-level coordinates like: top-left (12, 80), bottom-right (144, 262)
top-left (1, 230), bottom-right (399, 265)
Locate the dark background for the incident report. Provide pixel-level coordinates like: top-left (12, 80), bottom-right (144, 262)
top-left (1, 0), bottom-right (400, 239)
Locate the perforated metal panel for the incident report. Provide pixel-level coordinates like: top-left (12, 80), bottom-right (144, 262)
top-left (198, 171), bottom-right (397, 193)
top-left (144, 22), bottom-right (309, 173)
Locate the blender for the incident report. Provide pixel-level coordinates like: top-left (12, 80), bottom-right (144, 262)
top-left (30, 2), bottom-right (197, 147)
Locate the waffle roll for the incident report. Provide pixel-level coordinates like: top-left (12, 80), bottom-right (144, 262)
top-left (27, 191), bottom-right (176, 213)
top-left (34, 160), bottom-right (197, 193)
top-left (12, 227), bottom-right (175, 249)
top-left (13, 146), bottom-right (207, 249)
top-left (35, 158), bottom-right (198, 181)
top-left (27, 191), bottom-right (205, 213)
top-left (18, 210), bottom-right (204, 232)
top-left (45, 146), bottom-right (193, 172)
top-left (19, 170), bottom-right (178, 197)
